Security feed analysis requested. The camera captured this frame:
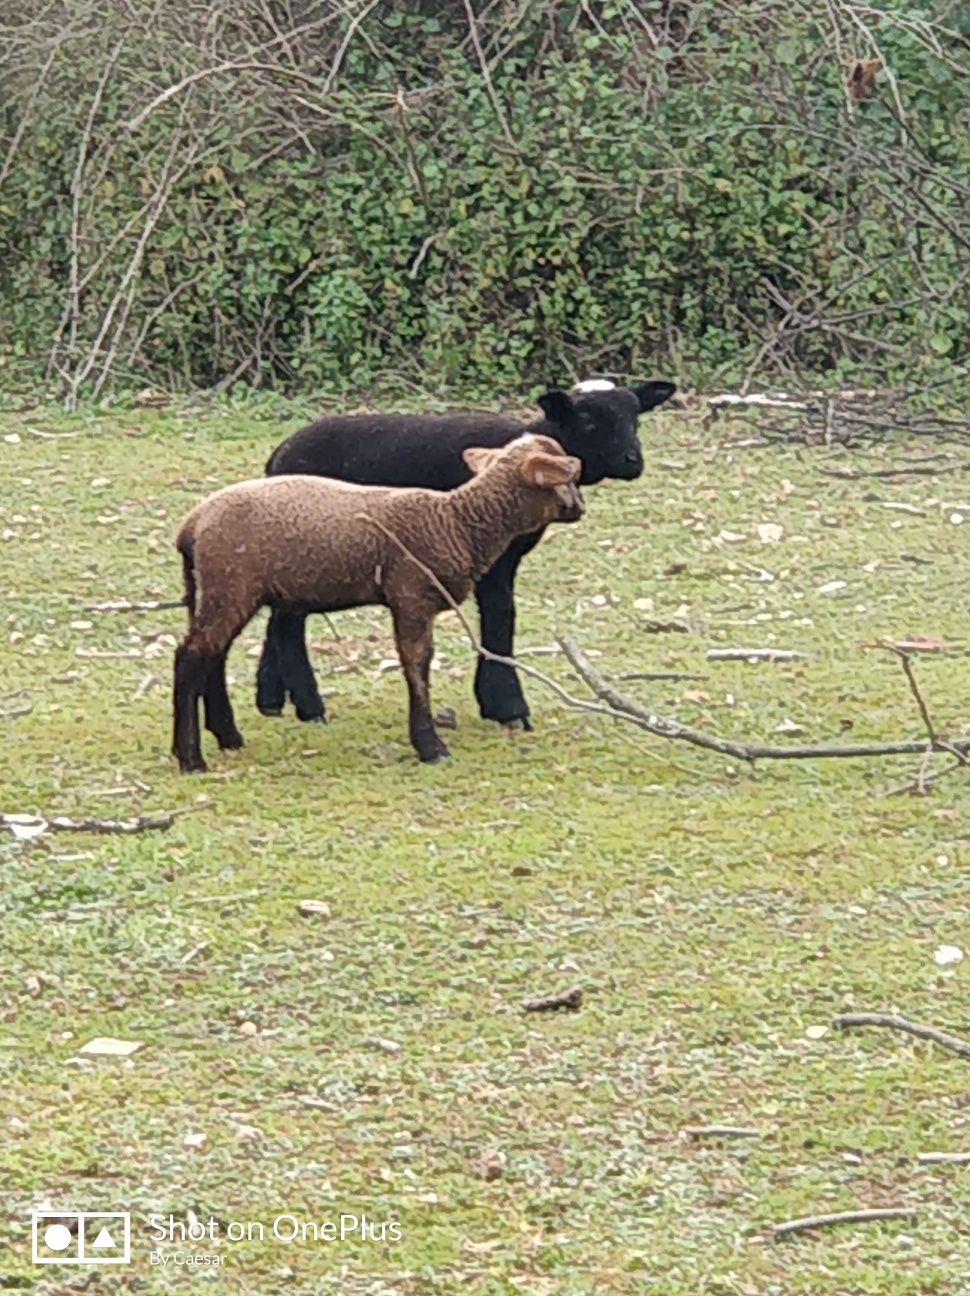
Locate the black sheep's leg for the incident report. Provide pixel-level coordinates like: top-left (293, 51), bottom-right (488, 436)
top-left (279, 613), bottom-right (326, 723)
top-left (256, 609), bottom-right (287, 717)
top-left (203, 651), bottom-right (244, 750)
top-left (474, 535), bottom-right (541, 730)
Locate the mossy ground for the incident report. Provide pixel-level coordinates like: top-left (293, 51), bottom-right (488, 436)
top-left (1, 402), bottom-right (968, 1294)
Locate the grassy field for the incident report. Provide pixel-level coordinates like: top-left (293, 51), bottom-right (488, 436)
top-left (1, 400), bottom-right (969, 1295)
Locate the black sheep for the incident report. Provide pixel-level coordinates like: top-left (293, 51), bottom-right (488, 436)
top-left (256, 380), bottom-right (676, 729)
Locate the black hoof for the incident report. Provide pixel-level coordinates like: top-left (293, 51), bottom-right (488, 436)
top-left (217, 731), bottom-right (245, 751)
top-left (178, 758), bottom-right (209, 775)
top-left (257, 705), bottom-right (283, 718)
top-left (418, 746), bottom-right (451, 764)
top-left (296, 711), bottom-right (327, 724)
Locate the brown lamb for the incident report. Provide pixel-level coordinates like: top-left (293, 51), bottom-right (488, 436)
top-left (172, 434), bottom-right (583, 773)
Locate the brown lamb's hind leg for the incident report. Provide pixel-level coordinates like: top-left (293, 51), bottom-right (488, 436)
top-left (392, 604), bottom-right (448, 764)
top-left (173, 587), bottom-right (258, 773)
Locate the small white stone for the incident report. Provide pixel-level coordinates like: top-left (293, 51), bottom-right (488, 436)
top-left (756, 523), bottom-right (784, 544)
top-left (296, 900), bottom-right (331, 918)
top-left (78, 1037), bottom-right (143, 1058)
top-left (362, 1036), bottom-right (401, 1055)
top-left (950, 512), bottom-right (964, 525)
top-left (934, 944), bottom-right (963, 966)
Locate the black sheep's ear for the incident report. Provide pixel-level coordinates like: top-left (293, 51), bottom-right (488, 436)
top-left (632, 381), bottom-right (676, 412)
top-left (536, 389), bottom-right (578, 427)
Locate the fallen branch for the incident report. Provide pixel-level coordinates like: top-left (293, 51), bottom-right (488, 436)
top-left (559, 637), bottom-right (970, 763)
top-left (1, 704), bottom-right (32, 720)
top-left (85, 598), bottom-right (185, 613)
top-left (774, 1207), bottom-right (916, 1239)
top-left (640, 618), bottom-right (690, 634)
top-left (354, 516), bottom-right (970, 771)
top-left (706, 647), bottom-right (811, 663)
top-left (710, 392), bottom-right (813, 412)
top-left (615, 671), bottom-right (708, 683)
top-left (684, 1125), bottom-right (760, 1139)
top-left (521, 986), bottom-right (583, 1013)
top-left (2, 811), bottom-right (178, 837)
top-left (817, 460), bottom-right (965, 480)
top-left (833, 1013), bottom-right (970, 1059)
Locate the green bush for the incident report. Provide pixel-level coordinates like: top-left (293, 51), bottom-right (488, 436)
top-left (0, 0), bottom-right (967, 403)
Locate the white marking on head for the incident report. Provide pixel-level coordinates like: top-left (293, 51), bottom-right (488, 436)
top-left (572, 378), bottom-right (616, 394)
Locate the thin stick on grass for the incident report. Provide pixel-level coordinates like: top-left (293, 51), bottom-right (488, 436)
top-left (521, 986), bottom-right (583, 1013)
top-left (2, 812), bottom-right (179, 836)
top-left (86, 598), bottom-right (186, 612)
top-left (684, 1125), bottom-right (760, 1139)
top-left (560, 637), bottom-right (970, 764)
top-left (833, 1013), bottom-right (970, 1059)
top-left (774, 1207), bottom-right (916, 1239)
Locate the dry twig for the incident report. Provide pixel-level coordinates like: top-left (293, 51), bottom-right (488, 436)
top-left (833, 1013), bottom-right (970, 1059)
top-left (521, 986), bottom-right (583, 1013)
top-left (774, 1207), bottom-right (916, 1239)
top-left (2, 812), bottom-right (178, 836)
top-left (86, 598), bottom-right (185, 613)
top-left (684, 1125), bottom-right (760, 1139)
top-left (559, 637), bottom-right (970, 764)
top-left (706, 648), bottom-right (810, 663)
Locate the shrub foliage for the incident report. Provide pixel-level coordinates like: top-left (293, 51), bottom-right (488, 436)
top-left (1, 0), bottom-right (967, 402)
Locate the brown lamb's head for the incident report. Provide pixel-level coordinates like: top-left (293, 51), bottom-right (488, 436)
top-left (463, 434), bottom-right (584, 526)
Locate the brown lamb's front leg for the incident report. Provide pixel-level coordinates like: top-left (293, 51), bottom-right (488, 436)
top-left (203, 651), bottom-right (244, 750)
top-left (391, 604), bottom-right (449, 763)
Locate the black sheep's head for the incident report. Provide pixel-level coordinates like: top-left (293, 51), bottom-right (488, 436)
top-left (535, 379), bottom-right (676, 485)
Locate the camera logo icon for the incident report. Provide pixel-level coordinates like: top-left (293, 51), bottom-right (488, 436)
top-left (32, 1212), bottom-right (131, 1265)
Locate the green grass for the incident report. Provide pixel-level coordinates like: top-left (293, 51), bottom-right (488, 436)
top-left (1, 402), bottom-right (969, 1294)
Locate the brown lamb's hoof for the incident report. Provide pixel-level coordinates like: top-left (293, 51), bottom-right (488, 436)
top-left (503, 716), bottom-right (533, 733)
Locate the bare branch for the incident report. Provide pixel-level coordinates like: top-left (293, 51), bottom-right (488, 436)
top-left (559, 636), bottom-right (970, 764)
top-left (2, 812), bottom-right (178, 837)
top-left (834, 1012), bottom-right (970, 1060)
top-left (774, 1208), bottom-right (916, 1240)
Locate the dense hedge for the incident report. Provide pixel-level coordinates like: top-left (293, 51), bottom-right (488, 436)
top-left (1, 0), bottom-right (967, 402)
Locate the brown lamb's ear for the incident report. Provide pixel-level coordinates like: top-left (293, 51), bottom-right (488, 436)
top-left (520, 451), bottom-right (582, 488)
top-left (463, 446), bottom-right (501, 475)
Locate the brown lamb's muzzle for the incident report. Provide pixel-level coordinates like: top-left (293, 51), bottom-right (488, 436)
top-left (555, 481), bottom-right (584, 523)
top-left (514, 434), bottom-right (584, 525)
